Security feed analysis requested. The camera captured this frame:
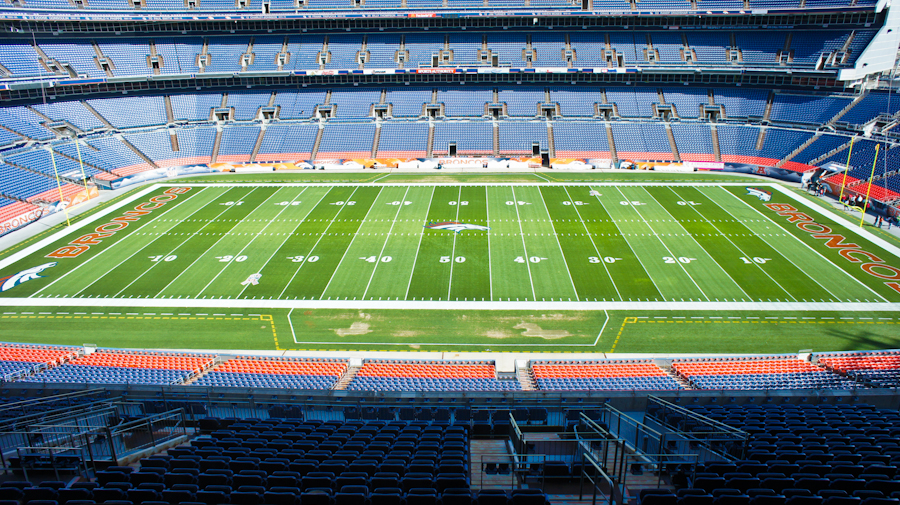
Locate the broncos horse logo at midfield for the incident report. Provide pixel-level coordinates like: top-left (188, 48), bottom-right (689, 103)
top-left (425, 221), bottom-right (491, 234)
top-left (0, 262), bottom-right (58, 293)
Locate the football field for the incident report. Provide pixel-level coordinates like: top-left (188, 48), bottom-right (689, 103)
top-left (1, 177), bottom-right (899, 353)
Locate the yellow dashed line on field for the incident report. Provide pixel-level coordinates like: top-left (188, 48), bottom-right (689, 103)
top-left (609, 316), bottom-right (897, 353)
top-left (609, 316), bottom-right (638, 353)
top-left (1, 312), bottom-right (278, 347)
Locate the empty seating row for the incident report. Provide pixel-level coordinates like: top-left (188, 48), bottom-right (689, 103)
top-left (644, 403), bottom-right (900, 505)
top-left (671, 357), bottom-right (859, 390)
top-left (531, 359), bottom-right (684, 391)
top-left (20, 349), bottom-right (216, 385)
top-left (0, 481), bottom-right (548, 505)
top-left (0, 30), bottom-right (871, 79)
top-left (191, 357), bottom-right (347, 389)
top-left (816, 351), bottom-right (900, 389)
top-left (347, 360), bottom-right (521, 392)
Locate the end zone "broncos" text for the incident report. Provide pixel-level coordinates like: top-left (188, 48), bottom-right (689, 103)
top-left (765, 203), bottom-right (900, 296)
top-left (46, 188), bottom-right (191, 259)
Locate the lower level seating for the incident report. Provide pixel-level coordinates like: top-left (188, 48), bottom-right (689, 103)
top-left (531, 359), bottom-right (684, 391)
top-left (672, 356), bottom-right (859, 390)
top-left (192, 357), bottom-right (347, 389)
top-left (347, 360), bottom-right (521, 392)
top-left (816, 351), bottom-right (900, 388)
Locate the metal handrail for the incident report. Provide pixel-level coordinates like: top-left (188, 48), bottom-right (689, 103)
top-left (577, 443), bottom-right (617, 505)
top-left (0, 388), bottom-right (107, 416)
top-left (647, 396), bottom-right (749, 436)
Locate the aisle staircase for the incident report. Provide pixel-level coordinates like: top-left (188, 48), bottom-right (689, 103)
top-left (332, 364), bottom-right (361, 390)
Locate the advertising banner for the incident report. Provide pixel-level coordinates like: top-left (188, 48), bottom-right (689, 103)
top-left (725, 164), bottom-right (805, 184)
top-left (0, 186), bottom-right (99, 236)
top-left (0, 207), bottom-right (47, 236)
top-left (209, 161), bottom-right (312, 172)
top-left (109, 165), bottom-right (218, 190)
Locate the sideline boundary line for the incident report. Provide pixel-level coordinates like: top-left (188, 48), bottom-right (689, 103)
top-left (2, 298), bottom-right (897, 311)
top-left (0, 184), bottom-right (161, 271)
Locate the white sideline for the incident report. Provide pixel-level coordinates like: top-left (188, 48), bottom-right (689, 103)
top-left (1, 297), bottom-right (898, 311)
top-left (0, 185), bottom-right (160, 271)
top-left (771, 184), bottom-right (900, 259)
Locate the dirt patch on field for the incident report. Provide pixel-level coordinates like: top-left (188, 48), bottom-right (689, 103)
top-left (495, 313), bottom-right (590, 323)
top-left (513, 323), bottom-right (572, 340)
top-left (392, 331), bottom-right (420, 338)
top-left (485, 330), bottom-right (515, 339)
top-left (333, 322), bottom-right (372, 337)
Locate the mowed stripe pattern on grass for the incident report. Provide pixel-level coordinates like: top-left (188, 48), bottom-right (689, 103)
top-left (18, 184), bottom-right (896, 304)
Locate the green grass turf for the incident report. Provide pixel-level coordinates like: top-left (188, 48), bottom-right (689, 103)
top-left (1, 307), bottom-right (897, 354)
top-left (1, 176), bottom-right (898, 354)
top-left (176, 172), bottom-right (390, 183)
top-left (3, 182), bottom-right (896, 303)
top-left (175, 170), bottom-right (753, 184)
top-left (3, 180), bottom-right (884, 301)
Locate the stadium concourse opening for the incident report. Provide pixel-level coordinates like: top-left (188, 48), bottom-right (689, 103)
top-left (1, 0), bottom-right (900, 502)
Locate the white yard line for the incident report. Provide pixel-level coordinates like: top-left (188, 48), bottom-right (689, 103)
top-left (511, 187), bottom-right (537, 301)
top-left (485, 186), bottom-right (493, 302)
top-left (770, 184), bottom-right (900, 259)
top-left (151, 187), bottom-right (265, 298)
top-left (0, 184), bottom-right (161, 271)
top-left (278, 187), bottom-right (363, 300)
top-left (563, 186), bottom-right (622, 301)
top-left (690, 186), bottom-right (827, 303)
top-left (161, 181), bottom-right (755, 188)
top-left (236, 187), bottom-right (330, 299)
top-left (613, 186), bottom-right (709, 301)
top-left (667, 186), bottom-right (796, 302)
top-left (536, 186), bottom-right (580, 301)
top-left (589, 185), bottom-right (665, 301)
top-left (362, 186), bottom-right (411, 300)
top-left (320, 187), bottom-right (386, 297)
top-left (69, 190), bottom-right (218, 299)
top-left (640, 187), bottom-right (751, 302)
top-left (112, 189), bottom-right (251, 298)
top-left (721, 186), bottom-right (889, 303)
top-left (196, 188), bottom-right (303, 298)
top-left (404, 186), bottom-right (436, 301)
top-left (445, 187), bottom-right (463, 301)
top-left (31, 187), bottom-right (212, 297)
top-left (3, 296), bottom-right (897, 312)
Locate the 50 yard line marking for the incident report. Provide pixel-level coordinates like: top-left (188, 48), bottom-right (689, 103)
top-left (720, 187), bottom-right (888, 303)
top-left (31, 187), bottom-right (213, 298)
top-left (278, 186), bottom-right (363, 300)
top-left (236, 186), bottom-right (330, 299)
top-left (446, 187), bottom-right (463, 301)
